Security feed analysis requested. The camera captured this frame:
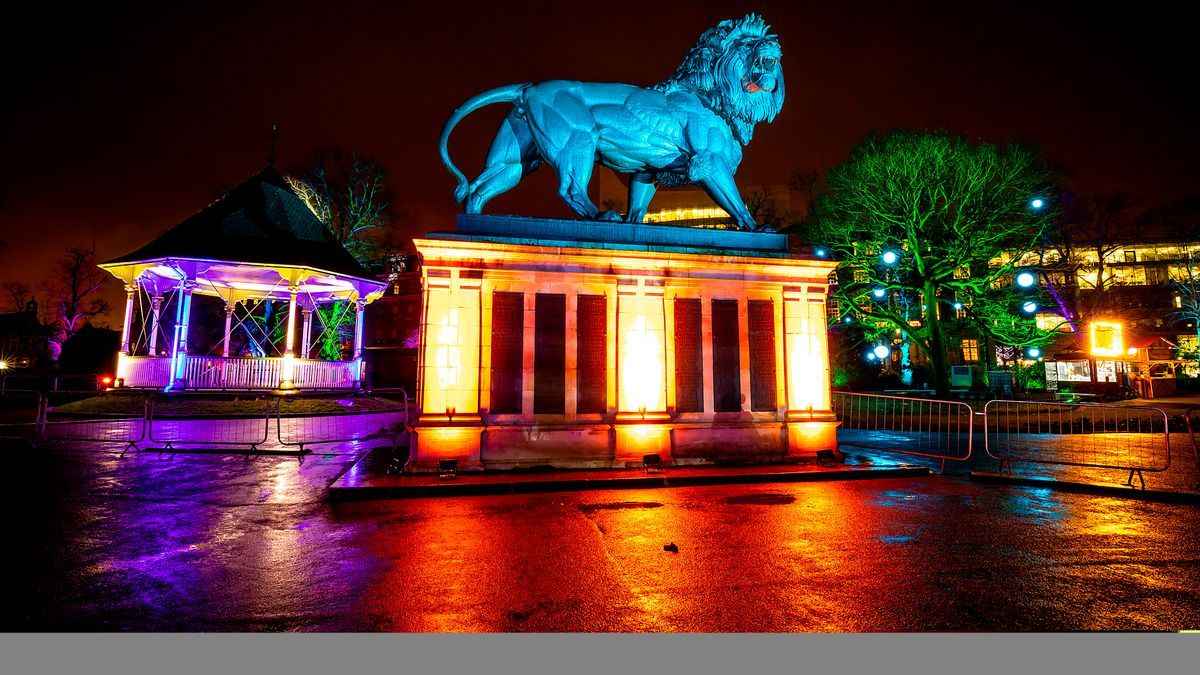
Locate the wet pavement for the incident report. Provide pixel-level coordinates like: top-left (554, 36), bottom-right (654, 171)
top-left (3, 444), bottom-right (1200, 631)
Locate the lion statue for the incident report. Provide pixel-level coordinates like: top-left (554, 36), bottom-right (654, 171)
top-left (438, 13), bottom-right (784, 231)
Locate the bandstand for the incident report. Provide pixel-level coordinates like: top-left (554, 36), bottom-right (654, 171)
top-left (99, 168), bottom-right (387, 390)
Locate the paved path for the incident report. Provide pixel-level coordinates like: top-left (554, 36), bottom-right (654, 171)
top-left (3, 444), bottom-right (1199, 631)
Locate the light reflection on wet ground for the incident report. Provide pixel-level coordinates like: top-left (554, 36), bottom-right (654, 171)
top-left (3, 445), bottom-right (1199, 631)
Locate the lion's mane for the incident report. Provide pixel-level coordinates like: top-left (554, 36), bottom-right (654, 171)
top-left (655, 13), bottom-right (785, 139)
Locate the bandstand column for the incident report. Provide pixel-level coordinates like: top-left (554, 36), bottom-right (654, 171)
top-left (284, 288), bottom-right (298, 356)
top-left (119, 283), bottom-right (137, 355)
top-left (222, 301), bottom-right (234, 358)
top-left (353, 299), bottom-right (366, 386)
top-left (301, 308), bottom-right (314, 359)
top-left (281, 287), bottom-right (299, 389)
top-left (170, 281), bottom-right (194, 389)
top-left (148, 295), bottom-right (163, 355)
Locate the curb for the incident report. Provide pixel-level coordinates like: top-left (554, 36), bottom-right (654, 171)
top-left (328, 466), bottom-right (933, 501)
top-left (970, 472), bottom-right (1200, 504)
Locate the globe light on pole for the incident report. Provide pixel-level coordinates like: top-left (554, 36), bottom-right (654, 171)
top-left (1021, 300), bottom-right (1038, 314)
top-left (1030, 197), bottom-right (1045, 210)
top-left (1026, 347), bottom-right (1042, 359)
top-left (815, 248), bottom-right (828, 257)
top-left (1015, 271), bottom-right (1037, 288)
top-left (872, 288), bottom-right (887, 299)
top-left (872, 344), bottom-right (890, 360)
top-left (952, 302), bottom-right (964, 311)
top-left (881, 250), bottom-right (899, 265)
top-left (843, 315), bottom-right (853, 324)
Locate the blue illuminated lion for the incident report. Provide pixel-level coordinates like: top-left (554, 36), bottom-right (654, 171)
top-left (439, 14), bottom-right (784, 230)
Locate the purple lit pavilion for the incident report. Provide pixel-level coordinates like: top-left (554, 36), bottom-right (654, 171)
top-left (99, 168), bottom-right (387, 390)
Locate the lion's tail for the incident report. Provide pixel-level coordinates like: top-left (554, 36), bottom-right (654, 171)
top-left (439, 83), bottom-right (530, 204)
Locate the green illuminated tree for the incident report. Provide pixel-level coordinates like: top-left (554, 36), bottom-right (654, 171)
top-left (805, 131), bottom-right (1061, 396)
top-left (287, 150), bottom-right (400, 362)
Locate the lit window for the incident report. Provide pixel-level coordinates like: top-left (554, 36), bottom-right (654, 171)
top-left (961, 339), bottom-right (979, 362)
top-left (954, 266), bottom-right (970, 279)
top-left (1175, 295), bottom-right (1184, 309)
top-left (1124, 251), bottom-right (1137, 263)
top-left (827, 298), bottom-right (841, 319)
top-left (852, 268), bottom-right (868, 283)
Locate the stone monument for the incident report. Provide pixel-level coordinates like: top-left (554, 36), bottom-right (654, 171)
top-left (407, 14), bottom-right (838, 472)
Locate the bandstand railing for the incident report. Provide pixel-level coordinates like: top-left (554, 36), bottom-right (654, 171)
top-left (116, 354), bottom-right (360, 390)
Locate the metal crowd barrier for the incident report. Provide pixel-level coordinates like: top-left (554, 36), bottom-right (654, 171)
top-left (832, 391), bottom-right (974, 472)
top-left (1182, 405), bottom-right (1200, 491)
top-left (984, 399), bottom-right (1170, 489)
top-left (147, 392), bottom-right (273, 452)
top-left (0, 388), bottom-right (48, 447)
top-left (274, 388), bottom-right (410, 454)
top-left (38, 390), bottom-right (149, 455)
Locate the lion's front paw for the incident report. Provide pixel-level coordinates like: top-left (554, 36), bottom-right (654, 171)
top-left (598, 210), bottom-right (623, 222)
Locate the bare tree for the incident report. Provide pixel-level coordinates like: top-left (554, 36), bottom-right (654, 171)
top-left (288, 149), bottom-right (391, 266)
top-left (2, 281), bottom-right (33, 311)
top-left (287, 150), bottom-right (398, 361)
top-left (1171, 253), bottom-right (1200, 359)
top-left (1045, 193), bottom-right (1138, 324)
top-left (40, 242), bottom-right (110, 360)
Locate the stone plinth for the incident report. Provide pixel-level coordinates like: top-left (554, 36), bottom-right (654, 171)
top-left (407, 214), bottom-right (839, 472)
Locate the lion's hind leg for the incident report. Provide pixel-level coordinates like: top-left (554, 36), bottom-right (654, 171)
top-left (466, 115), bottom-right (539, 214)
top-left (554, 132), bottom-right (620, 221)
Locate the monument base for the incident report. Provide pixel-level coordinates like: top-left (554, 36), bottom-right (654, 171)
top-left (407, 214), bottom-right (839, 472)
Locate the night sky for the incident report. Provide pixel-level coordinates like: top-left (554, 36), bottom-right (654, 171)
top-left (2, 1), bottom-right (1195, 324)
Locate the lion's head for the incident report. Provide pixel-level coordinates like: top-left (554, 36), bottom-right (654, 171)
top-left (656, 13), bottom-right (785, 144)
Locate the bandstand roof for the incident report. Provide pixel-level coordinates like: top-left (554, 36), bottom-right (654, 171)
top-left (99, 167), bottom-right (387, 305)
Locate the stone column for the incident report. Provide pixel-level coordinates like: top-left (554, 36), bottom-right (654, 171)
top-left (119, 284), bottom-right (136, 355)
top-left (564, 292), bottom-right (578, 417)
top-left (701, 295), bottom-right (715, 415)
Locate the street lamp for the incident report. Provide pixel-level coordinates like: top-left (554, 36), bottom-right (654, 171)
top-left (1015, 271), bottom-right (1037, 288)
top-left (952, 302), bottom-right (964, 311)
top-left (873, 344), bottom-right (891, 360)
top-left (815, 247), bottom-right (828, 257)
top-left (1026, 347), bottom-right (1042, 359)
top-left (881, 250), bottom-right (899, 266)
top-left (872, 288), bottom-right (887, 299)
top-left (1021, 300), bottom-right (1038, 314)
top-left (1029, 197), bottom-right (1045, 210)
